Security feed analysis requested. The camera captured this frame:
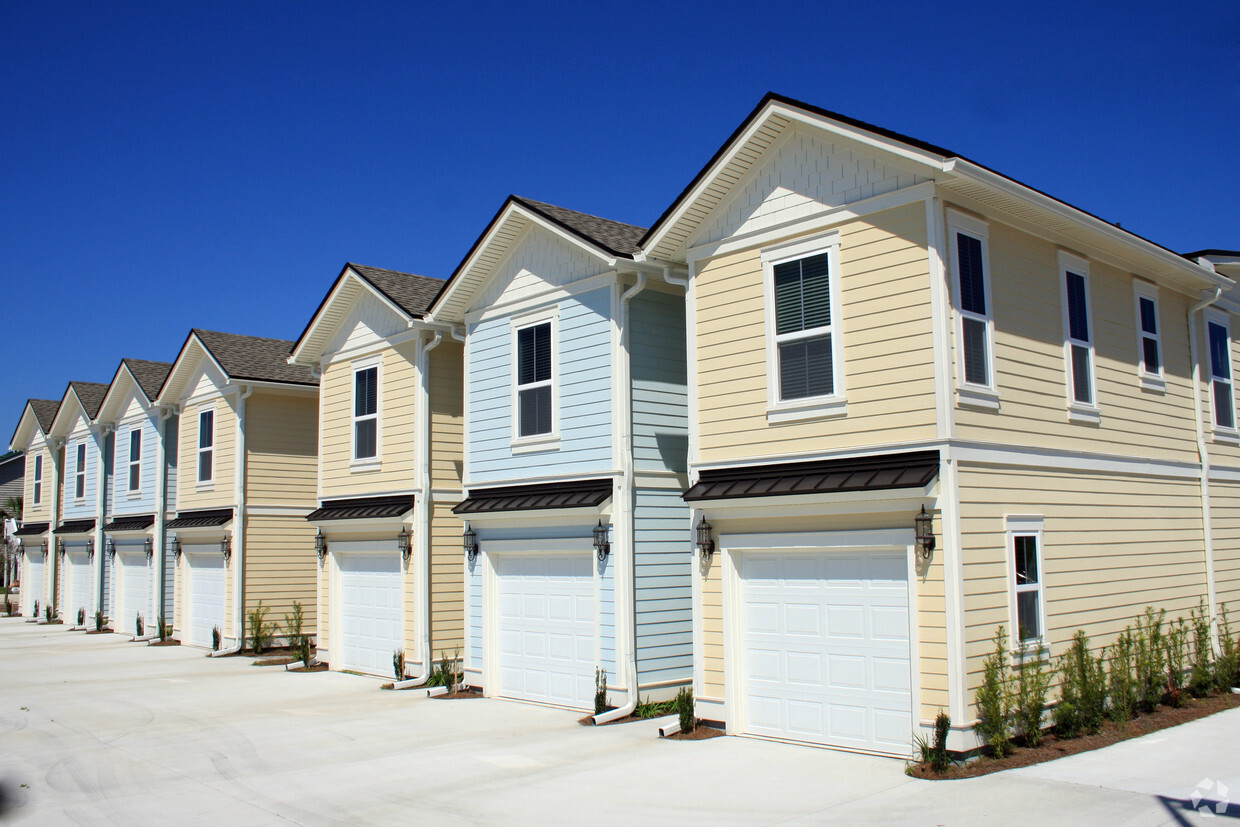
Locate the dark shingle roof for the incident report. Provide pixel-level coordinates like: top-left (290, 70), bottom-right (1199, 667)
top-left (29, 399), bottom-right (60, 432)
top-left (348, 264), bottom-right (444, 318)
top-left (123, 359), bottom-right (173, 401)
top-left (69, 382), bottom-right (110, 419)
top-left (513, 197), bottom-right (647, 258)
top-left (193, 330), bottom-right (317, 386)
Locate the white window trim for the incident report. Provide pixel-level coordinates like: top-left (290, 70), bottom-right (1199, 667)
top-left (73, 443), bottom-right (87, 502)
top-left (761, 230), bottom-right (846, 423)
top-left (1132, 280), bottom-right (1164, 392)
top-left (196, 405), bottom-right (215, 490)
top-left (126, 427), bottom-right (143, 495)
top-left (1058, 251), bottom-right (1099, 423)
top-left (947, 210), bottom-right (999, 408)
top-left (1005, 515), bottom-right (1047, 649)
top-left (32, 453), bottom-right (42, 505)
top-left (350, 354), bottom-right (383, 470)
top-left (510, 305), bottom-right (560, 451)
top-left (1205, 308), bottom-right (1239, 443)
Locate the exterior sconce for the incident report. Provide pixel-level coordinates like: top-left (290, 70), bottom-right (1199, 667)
top-left (463, 523), bottom-right (478, 564)
top-left (172, 534), bottom-right (182, 560)
top-left (695, 515), bottom-right (715, 558)
top-left (86, 539), bottom-right (95, 559)
top-left (315, 528), bottom-right (327, 562)
top-left (144, 537), bottom-right (153, 560)
top-left (41, 540), bottom-right (48, 555)
top-left (220, 535), bottom-right (231, 562)
top-left (107, 537), bottom-right (116, 559)
top-left (915, 506), bottom-right (936, 560)
top-left (57, 539), bottom-right (65, 557)
top-left (398, 526), bottom-right (411, 564)
top-left (16, 542), bottom-right (24, 559)
top-left (592, 520), bottom-right (611, 562)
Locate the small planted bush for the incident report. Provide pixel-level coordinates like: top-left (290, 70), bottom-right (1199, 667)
top-left (1109, 627), bottom-right (1138, 723)
top-left (975, 626), bottom-right (1012, 758)
top-left (1053, 631), bottom-right (1106, 738)
top-left (4, 595), bottom-right (11, 615)
top-left (94, 610), bottom-right (104, 632)
top-left (135, 612), bottom-right (144, 637)
top-left (44, 603), bottom-right (52, 623)
top-left (211, 625), bottom-right (221, 652)
top-left (428, 649), bottom-right (461, 692)
top-left (1189, 600), bottom-right (1214, 698)
top-left (1013, 642), bottom-right (1051, 747)
top-left (594, 667), bottom-right (608, 715)
top-left (246, 601), bottom-right (277, 654)
top-left (674, 686), bottom-right (696, 734)
top-left (634, 697), bottom-right (675, 719)
top-left (1134, 607), bottom-right (1167, 712)
top-left (33, 600), bottom-right (39, 620)
top-left (1216, 605), bottom-right (1238, 692)
top-left (284, 602), bottom-right (311, 667)
top-left (1163, 616), bottom-right (1188, 706)
top-left (157, 613), bottom-right (168, 642)
top-left (393, 649), bottom-right (405, 682)
top-left (76, 607), bottom-right (85, 627)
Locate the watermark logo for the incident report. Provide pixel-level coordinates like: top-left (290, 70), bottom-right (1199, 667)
top-left (1190, 778), bottom-right (1231, 817)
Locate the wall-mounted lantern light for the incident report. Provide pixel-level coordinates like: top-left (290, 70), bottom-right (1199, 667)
top-left (463, 523), bottom-right (478, 564)
top-left (106, 537), bottom-right (116, 559)
top-left (592, 520), bottom-right (611, 562)
top-left (172, 534), bottom-right (182, 560)
top-left (315, 528), bottom-right (327, 562)
top-left (397, 526), bottom-right (411, 564)
top-left (915, 506), bottom-right (936, 560)
top-left (695, 515), bottom-right (715, 558)
top-left (144, 537), bottom-right (153, 560)
top-left (220, 535), bottom-right (231, 562)
top-left (86, 539), bottom-right (95, 559)
top-left (40, 540), bottom-right (48, 555)
top-left (17, 542), bottom-right (24, 559)
top-left (57, 539), bottom-right (65, 557)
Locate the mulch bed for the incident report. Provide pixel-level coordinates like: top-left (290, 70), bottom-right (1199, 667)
top-left (908, 690), bottom-right (1240, 780)
top-left (285, 662), bottom-right (329, 672)
top-left (664, 722), bottom-right (725, 740)
top-left (432, 687), bottom-right (483, 699)
top-left (85, 629), bottom-right (114, 635)
top-left (148, 639), bottom-right (181, 647)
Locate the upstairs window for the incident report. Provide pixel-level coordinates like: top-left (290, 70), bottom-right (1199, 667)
top-left (353, 365), bottom-right (379, 460)
top-left (74, 443), bottom-right (86, 500)
top-left (1007, 516), bottom-right (1045, 646)
top-left (1208, 313), bottom-right (1235, 433)
top-left (128, 429), bottom-right (142, 492)
top-left (1133, 282), bottom-right (1162, 387)
top-left (33, 454), bottom-right (42, 505)
top-left (948, 211), bottom-right (995, 394)
top-left (198, 409), bottom-right (214, 483)
top-left (516, 321), bottom-right (553, 437)
top-left (773, 252), bottom-right (836, 401)
top-left (1060, 253), bottom-right (1096, 414)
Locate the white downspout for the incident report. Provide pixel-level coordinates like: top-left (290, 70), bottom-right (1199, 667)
top-left (211, 384), bottom-right (252, 657)
top-left (594, 272), bottom-right (646, 724)
top-left (156, 405), bottom-right (176, 637)
top-left (93, 423), bottom-right (112, 624)
top-left (1188, 286), bottom-right (1223, 648)
top-left (49, 437), bottom-right (64, 617)
top-left (395, 330), bottom-right (443, 688)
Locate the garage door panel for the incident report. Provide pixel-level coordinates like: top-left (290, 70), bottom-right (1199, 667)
top-left (337, 551), bottom-right (402, 676)
top-left (186, 551), bottom-right (225, 649)
top-left (740, 548), bottom-right (912, 756)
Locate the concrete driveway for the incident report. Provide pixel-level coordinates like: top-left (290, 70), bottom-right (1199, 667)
top-left (0, 619), bottom-right (1236, 825)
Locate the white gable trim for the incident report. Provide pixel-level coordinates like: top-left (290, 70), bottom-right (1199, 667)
top-left (291, 268), bottom-right (417, 365)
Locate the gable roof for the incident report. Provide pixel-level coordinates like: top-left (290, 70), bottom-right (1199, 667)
top-left (123, 359), bottom-right (174, 401)
top-left (191, 329), bottom-right (316, 386)
top-left (29, 399), bottom-right (59, 433)
top-left (289, 263), bottom-right (446, 363)
top-left (430, 195), bottom-right (648, 324)
top-left (69, 382), bottom-right (109, 419)
top-left (47, 381), bottom-right (110, 439)
top-left (639, 92), bottom-right (1229, 294)
top-left (9, 399), bottom-right (60, 451)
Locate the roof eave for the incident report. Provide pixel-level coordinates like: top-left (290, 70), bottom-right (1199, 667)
top-left (155, 332), bottom-right (230, 407)
top-left (290, 265), bottom-right (418, 365)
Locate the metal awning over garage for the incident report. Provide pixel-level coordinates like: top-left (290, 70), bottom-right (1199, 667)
top-left (306, 495), bottom-right (413, 522)
top-left (167, 509), bottom-right (233, 529)
top-left (14, 522), bottom-right (49, 536)
top-left (54, 519), bottom-right (96, 535)
top-left (683, 451), bottom-right (939, 502)
top-left (453, 478), bottom-right (613, 515)
top-left (104, 515), bottom-right (155, 532)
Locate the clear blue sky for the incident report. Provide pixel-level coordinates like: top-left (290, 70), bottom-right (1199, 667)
top-left (2, 0), bottom-right (1237, 447)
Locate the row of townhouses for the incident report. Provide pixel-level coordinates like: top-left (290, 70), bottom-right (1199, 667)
top-left (10, 94), bottom-right (1240, 756)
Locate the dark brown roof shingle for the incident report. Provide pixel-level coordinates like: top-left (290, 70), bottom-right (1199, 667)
top-left (348, 265), bottom-right (444, 318)
top-left (193, 330), bottom-right (317, 386)
top-left (29, 399), bottom-right (60, 433)
top-left (513, 197), bottom-right (647, 258)
top-left (122, 359), bottom-right (173, 401)
top-left (69, 382), bottom-right (110, 419)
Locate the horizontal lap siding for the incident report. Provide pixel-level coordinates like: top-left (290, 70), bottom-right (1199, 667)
top-left (633, 488), bottom-right (692, 687)
top-left (695, 203), bottom-right (935, 463)
top-left (23, 444), bottom-right (53, 522)
top-left (958, 464), bottom-right (1209, 716)
top-left (429, 498), bottom-right (464, 656)
top-left (243, 514), bottom-right (319, 631)
top-left (62, 427), bottom-right (99, 520)
top-left (246, 392), bottom-right (318, 506)
top-left (177, 397), bottom-right (236, 511)
top-left (468, 286), bottom-right (614, 483)
top-left (1210, 481), bottom-right (1240, 616)
top-left (955, 218), bottom-right (1199, 463)
top-left (429, 342), bottom-right (464, 491)
top-left (631, 291), bottom-right (688, 475)
top-left (319, 342), bottom-right (419, 499)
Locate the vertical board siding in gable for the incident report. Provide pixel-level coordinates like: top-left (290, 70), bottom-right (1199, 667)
top-left (633, 487), bottom-right (692, 687)
top-left (242, 514), bottom-right (318, 629)
top-left (695, 126), bottom-right (930, 249)
top-left (631, 291), bottom-right (689, 474)
top-left (467, 286), bottom-right (614, 484)
top-left (245, 391), bottom-right (318, 507)
top-left (476, 226), bottom-right (613, 310)
top-left (955, 218), bottom-right (1200, 463)
top-left (325, 288), bottom-right (409, 358)
top-left (694, 203), bottom-right (935, 463)
top-left (176, 398), bottom-right (237, 511)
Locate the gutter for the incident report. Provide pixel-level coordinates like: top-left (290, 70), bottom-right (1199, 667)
top-left (1187, 286), bottom-right (1223, 648)
top-left (593, 272), bottom-right (646, 724)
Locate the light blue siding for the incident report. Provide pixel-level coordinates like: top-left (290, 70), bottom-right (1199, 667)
top-left (164, 415), bottom-right (179, 508)
top-left (467, 287), bottom-right (614, 485)
top-left (62, 435), bottom-right (101, 521)
top-left (161, 533), bottom-right (175, 620)
top-left (631, 291), bottom-right (688, 475)
top-left (598, 552), bottom-right (616, 681)
top-left (467, 555), bottom-right (482, 669)
top-left (112, 415), bottom-right (161, 517)
top-left (633, 487), bottom-right (693, 687)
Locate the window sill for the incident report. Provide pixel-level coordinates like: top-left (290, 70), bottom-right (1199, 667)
top-left (765, 396), bottom-right (846, 424)
top-left (1212, 428), bottom-right (1240, 446)
top-left (195, 482), bottom-right (214, 492)
top-left (1067, 403), bottom-right (1101, 425)
top-left (350, 458), bottom-right (382, 473)
top-left (956, 385), bottom-right (1000, 411)
top-left (511, 434), bottom-right (561, 454)
top-left (1138, 374), bottom-right (1166, 393)
top-left (1009, 642), bottom-right (1050, 665)
top-left (127, 491), bottom-right (142, 499)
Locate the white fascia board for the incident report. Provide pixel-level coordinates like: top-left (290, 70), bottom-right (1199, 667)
top-left (460, 505), bottom-right (613, 528)
top-left (10, 407), bottom-right (47, 454)
top-left (48, 390), bottom-right (88, 438)
top-left (222, 378), bottom-right (318, 396)
top-left (945, 160), bottom-right (1232, 291)
top-left (291, 269), bottom-right (421, 365)
top-left (96, 364), bottom-right (146, 426)
top-left (156, 335), bottom-right (228, 407)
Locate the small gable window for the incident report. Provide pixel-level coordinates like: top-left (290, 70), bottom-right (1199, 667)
top-left (198, 409), bottom-right (214, 483)
top-left (128, 429), bottom-right (142, 493)
top-left (1133, 281), bottom-right (1162, 389)
top-left (354, 365), bottom-right (379, 460)
top-left (74, 443), bottom-right (86, 500)
top-left (1207, 312), bottom-right (1235, 435)
top-left (516, 321), bottom-right (553, 437)
top-left (33, 454), bottom-right (42, 505)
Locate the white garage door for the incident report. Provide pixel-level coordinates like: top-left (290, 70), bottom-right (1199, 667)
top-left (25, 552), bottom-right (45, 616)
top-left (337, 549), bottom-right (403, 676)
top-left (186, 551), bottom-right (226, 648)
top-left (496, 553), bottom-right (595, 709)
top-left (66, 551), bottom-right (94, 621)
top-left (740, 550), bottom-right (912, 756)
top-left (117, 551), bottom-right (151, 631)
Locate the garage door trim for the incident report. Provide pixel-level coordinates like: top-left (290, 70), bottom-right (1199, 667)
top-left (720, 529), bottom-right (919, 757)
top-left (329, 541), bottom-right (405, 677)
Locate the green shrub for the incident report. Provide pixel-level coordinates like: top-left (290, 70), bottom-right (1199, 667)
top-left (1163, 616), bottom-right (1188, 706)
top-left (1053, 630), bottom-right (1107, 737)
top-left (1217, 604), bottom-right (1238, 692)
top-left (77, 607), bottom-right (85, 627)
top-left (135, 611), bottom-right (144, 637)
top-left (594, 668), bottom-right (608, 715)
top-left (634, 697), bottom-right (676, 719)
top-left (1133, 607), bottom-right (1166, 711)
top-left (975, 626), bottom-right (1012, 758)
top-left (157, 613), bottom-right (168, 642)
top-left (674, 686), bottom-right (695, 733)
top-left (246, 601), bottom-right (277, 654)
top-left (1109, 628), bottom-right (1138, 722)
top-left (284, 602), bottom-right (311, 667)
top-left (94, 610), bottom-right (104, 632)
top-left (33, 600), bottom-right (39, 620)
top-left (1013, 642), bottom-right (1051, 747)
top-left (44, 603), bottom-right (52, 622)
top-left (393, 649), bottom-right (405, 682)
top-left (1189, 599), bottom-right (1214, 698)
top-left (428, 649), bottom-right (461, 691)
top-left (4, 595), bottom-right (11, 615)
top-left (211, 625), bottom-right (221, 651)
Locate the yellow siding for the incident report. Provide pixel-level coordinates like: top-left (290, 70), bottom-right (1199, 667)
top-left (242, 514), bottom-right (319, 632)
top-left (694, 202), bottom-right (936, 463)
top-left (177, 396), bottom-right (237, 511)
top-left (958, 464), bottom-right (1210, 716)
top-left (319, 341), bottom-right (419, 499)
top-left (245, 390), bottom-right (318, 506)
top-left (429, 498), bottom-right (464, 655)
top-left (429, 341), bottom-right (464, 491)
top-left (1210, 480), bottom-right (1240, 617)
top-left (22, 444), bottom-right (53, 522)
top-left (954, 217), bottom-right (1200, 464)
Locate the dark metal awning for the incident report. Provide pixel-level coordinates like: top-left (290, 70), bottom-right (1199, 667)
top-left (166, 508), bottom-right (233, 529)
top-left (683, 450), bottom-right (940, 502)
top-left (306, 495), bottom-right (414, 522)
top-left (103, 515), bottom-right (155, 532)
top-left (14, 522), bottom-right (49, 537)
top-left (454, 478), bottom-right (613, 515)
top-left (54, 519), bottom-right (96, 535)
